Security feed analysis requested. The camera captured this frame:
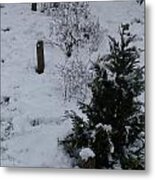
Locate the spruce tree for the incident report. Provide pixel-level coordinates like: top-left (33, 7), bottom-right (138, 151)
top-left (61, 24), bottom-right (145, 169)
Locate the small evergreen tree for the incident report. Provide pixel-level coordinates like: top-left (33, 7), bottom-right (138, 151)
top-left (61, 24), bottom-right (145, 169)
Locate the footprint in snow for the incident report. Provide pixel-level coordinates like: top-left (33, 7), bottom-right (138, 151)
top-left (0, 96), bottom-right (10, 106)
top-left (1, 27), bottom-right (10, 32)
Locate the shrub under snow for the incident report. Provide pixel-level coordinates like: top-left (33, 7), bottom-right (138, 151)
top-left (41, 2), bottom-right (103, 57)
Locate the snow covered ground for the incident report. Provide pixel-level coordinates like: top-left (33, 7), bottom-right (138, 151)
top-left (0, 1), bottom-right (144, 168)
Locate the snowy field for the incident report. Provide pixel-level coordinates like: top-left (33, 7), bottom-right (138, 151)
top-left (0, 1), bottom-right (144, 167)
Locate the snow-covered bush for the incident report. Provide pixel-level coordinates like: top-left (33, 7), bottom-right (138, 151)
top-left (57, 58), bottom-right (92, 101)
top-left (60, 24), bottom-right (145, 169)
top-left (40, 2), bottom-right (103, 102)
top-left (41, 2), bottom-right (102, 57)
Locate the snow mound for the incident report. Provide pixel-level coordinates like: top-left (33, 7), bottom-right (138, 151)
top-left (79, 148), bottom-right (95, 161)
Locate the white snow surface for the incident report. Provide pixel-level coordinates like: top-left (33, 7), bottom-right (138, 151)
top-left (0, 2), bottom-right (144, 167)
top-left (1, 3), bottom-right (75, 167)
top-left (79, 148), bottom-right (95, 161)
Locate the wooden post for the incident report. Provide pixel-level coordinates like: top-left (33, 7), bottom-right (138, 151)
top-left (31, 3), bottom-right (37, 11)
top-left (36, 40), bottom-right (45, 74)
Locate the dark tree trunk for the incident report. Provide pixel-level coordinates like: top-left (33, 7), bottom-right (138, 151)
top-left (36, 40), bottom-right (45, 74)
